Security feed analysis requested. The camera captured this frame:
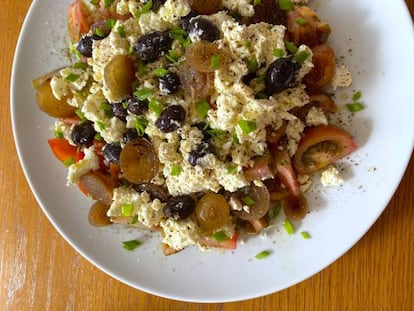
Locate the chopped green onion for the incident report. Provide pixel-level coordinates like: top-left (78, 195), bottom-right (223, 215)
top-left (121, 203), bottom-right (134, 217)
top-left (301, 231), bottom-right (311, 239)
top-left (100, 102), bottom-right (112, 116)
top-left (253, 0), bottom-right (261, 6)
top-left (273, 48), bottom-right (284, 58)
top-left (141, 0), bottom-right (153, 14)
top-left (94, 132), bottom-right (103, 141)
top-left (293, 50), bottom-right (310, 64)
top-left (64, 73), bottom-right (80, 82)
top-left (352, 90), bottom-right (362, 101)
top-left (131, 215), bottom-right (139, 224)
top-left (96, 120), bottom-right (106, 131)
top-left (247, 58), bottom-right (259, 73)
top-left (122, 239), bottom-right (141, 251)
top-left (232, 132), bottom-right (240, 144)
top-left (169, 28), bottom-right (189, 46)
top-left (135, 117), bottom-right (148, 136)
top-left (210, 54), bottom-right (220, 70)
top-left (226, 163), bottom-right (238, 174)
top-left (153, 67), bottom-right (169, 78)
top-left (54, 131), bottom-right (64, 138)
top-left (104, 0), bottom-right (114, 8)
top-left (268, 202), bottom-right (282, 219)
top-left (255, 250), bottom-right (271, 259)
top-left (170, 164), bottom-right (182, 176)
top-left (136, 58), bottom-right (147, 76)
top-left (63, 157), bottom-right (75, 167)
top-left (165, 50), bottom-right (179, 63)
top-left (134, 88), bottom-right (154, 100)
top-left (206, 128), bottom-right (227, 137)
top-left (295, 18), bottom-right (308, 25)
top-left (128, 45), bottom-right (135, 55)
top-left (75, 108), bottom-right (85, 120)
top-left (149, 99), bottom-right (163, 116)
top-left (254, 74), bottom-right (266, 84)
top-left (105, 18), bottom-right (116, 29)
top-left (117, 26), bottom-right (126, 38)
top-left (94, 28), bottom-right (105, 37)
top-left (213, 231), bottom-right (229, 242)
top-left (278, 0), bottom-right (293, 11)
top-left (283, 218), bottom-right (295, 235)
top-left (242, 196), bottom-right (255, 206)
top-left (90, 0), bottom-right (100, 5)
top-left (346, 102), bottom-right (364, 112)
top-left (73, 62), bottom-right (88, 70)
top-left (284, 40), bottom-right (298, 54)
top-left (238, 120), bottom-right (257, 134)
top-left (69, 41), bottom-right (82, 60)
top-left (243, 40), bottom-right (251, 48)
top-left (196, 99), bottom-right (210, 120)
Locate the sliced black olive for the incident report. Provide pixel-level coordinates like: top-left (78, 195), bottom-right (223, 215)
top-left (265, 58), bottom-right (300, 95)
top-left (155, 105), bottom-right (186, 133)
top-left (187, 142), bottom-right (215, 166)
top-left (158, 72), bottom-right (180, 94)
top-left (71, 121), bottom-right (96, 146)
top-left (102, 143), bottom-right (122, 164)
top-left (76, 35), bottom-right (93, 57)
top-left (134, 31), bottom-right (173, 62)
top-left (188, 17), bottom-right (220, 42)
top-left (112, 102), bottom-right (128, 121)
top-left (164, 195), bottom-right (196, 220)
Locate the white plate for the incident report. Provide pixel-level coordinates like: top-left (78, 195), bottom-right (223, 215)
top-left (11, 0), bottom-right (414, 303)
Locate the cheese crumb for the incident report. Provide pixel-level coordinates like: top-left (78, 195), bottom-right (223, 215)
top-left (320, 166), bottom-right (344, 187)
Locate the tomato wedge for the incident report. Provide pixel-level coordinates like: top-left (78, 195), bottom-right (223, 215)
top-left (48, 138), bottom-right (84, 163)
top-left (244, 152), bottom-right (274, 182)
top-left (68, 0), bottom-right (92, 42)
top-left (303, 44), bottom-right (336, 90)
top-left (293, 125), bottom-right (357, 174)
top-left (270, 146), bottom-right (300, 197)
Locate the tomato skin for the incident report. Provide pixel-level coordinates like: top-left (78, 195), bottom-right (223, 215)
top-left (270, 146), bottom-right (300, 197)
top-left (199, 233), bottom-right (238, 250)
top-left (67, 0), bottom-right (92, 42)
top-left (293, 125), bottom-right (357, 175)
top-left (244, 152), bottom-right (274, 182)
top-left (48, 138), bottom-right (84, 162)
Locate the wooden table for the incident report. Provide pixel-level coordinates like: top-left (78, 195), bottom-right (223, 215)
top-left (1, 1), bottom-right (413, 310)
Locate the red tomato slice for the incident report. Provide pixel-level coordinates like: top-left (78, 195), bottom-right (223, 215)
top-left (303, 44), bottom-right (336, 90)
top-left (199, 233), bottom-right (238, 250)
top-left (293, 125), bottom-right (357, 175)
top-left (270, 146), bottom-right (300, 197)
top-left (48, 138), bottom-right (84, 163)
top-left (68, 0), bottom-right (91, 42)
top-left (244, 152), bottom-right (274, 182)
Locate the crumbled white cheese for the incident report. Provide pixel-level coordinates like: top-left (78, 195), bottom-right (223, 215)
top-left (320, 165), bottom-right (344, 187)
top-left (222, 0), bottom-right (254, 17)
top-left (66, 146), bottom-right (100, 185)
top-left (306, 106), bottom-right (328, 127)
top-left (160, 218), bottom-right (200, 250)
top-left (331, 65), bottom-right (353, 90)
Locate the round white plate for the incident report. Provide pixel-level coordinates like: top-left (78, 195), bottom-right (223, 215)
top-left (11, 0), bottom-right (414, 303)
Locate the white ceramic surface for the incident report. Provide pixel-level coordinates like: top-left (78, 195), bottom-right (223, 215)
top-left (11, 0), bottom-right (414, 303)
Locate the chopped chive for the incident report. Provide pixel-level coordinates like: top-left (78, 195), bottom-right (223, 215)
top-left (346, 102), bottom-right (364, 112)
top-left (64, 73), bottom-right (80, 82)
top-left (73, 62), bottom-right (88, 70)
top-left (196, 99), bottom-right (210, 120)
top-left (122, 239), bottom-right (141, 251)
top-left (247, 58), bottom-right (259, 73)
top-left (135, 117), bottom-right (148, 136)
top-left (232, 132), bottom-right (240, 144)
top-left (121, 203), bottom-right (134, 217)
top-left (210, 54), bottom-right (220, 70)
top-left (104, 0), bottom-right (115, 8)
top-left (283, 218), bottom-right (295, 235)
top-left (117, 26), bottom-right (126, 38)
top-left (131, 215), bottom-right (139, 224)
top-left (75, 108), bottom-right (85, 120)
top-left (243, 40), bottom-right (251, 48)
top-left (105, 18), bottom-right (116, 29)
top-left (153, 67), bottom-right (169, 78)
top-left (238, 120), bottom-right (257, 134)
top-left (94, 28), bottom-right (105, 37)
top-left (134, 88), bottom-right (154, 100)
top-left (268, 202), bottom-right (282, 219)
top-left (284, 40), bottom-right (298, 54)
top-left (100, 102), bottom-right (112, 116)
top-left (213, 231), bottom-right (229, 242)
top-left (169, 28), bottom-right (188, 46)
top-left (255, 250), bottom-right (271, 259)
top-left (141, 0), bottom-right (153, 14)
top-left (254, 74), bottom-right (266, 84)
top-left (295, 18), bottom-right (308, 25)
top-left (148, 99), bottom-right (163, 116)
top-left (301, 231), bottom-right (311, 239)
top-left (136, 59), bottom-right (147, 77)
top-left (278, 0), bottom-right (293, 11)
top-left (63, 157), bottom-right (75, 167)
top-left (165, 50), bottom-right (179, 63)
top-left (253, 0), bottom-right (261, 6)
top-left (206, 128), bottom-right (227, 137)
top-left (226, 163), bottom-right (238, 174)
top-left (69, 41), bottom-right (82, 60)
top-left (273, 48), bottom-right (284, 58)
top-left (293, 50), bottom-right (310, 64)
top-left (242, 196), bottom-right (255, 206)
top-left (90, 0), bottom-right (100, 5)
top-left (94, 132), bottom-right (103, 141)
top-left (170, 164), bottom-right (182, 176)
top-left (128, 45), bottom-right (135, 55)
top-left (54, 130), bottom-right (64, 138)
top-left (352, 90), bottom-right (362, 101)
top-left (96, 120), bottom-right (106, 131)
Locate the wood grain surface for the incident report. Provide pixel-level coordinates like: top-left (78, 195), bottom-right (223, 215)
top-left (1, 1), bottom-right (413, 310)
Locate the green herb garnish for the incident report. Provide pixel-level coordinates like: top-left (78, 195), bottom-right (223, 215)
top-left (134, 88), bottom-right (154, 100)
top-left (238, 120), bottom-right (257, 134)
top-left (210, 54), bottom-right (220, 70)
top-left (135, 117), bottom-right (148, 136)
top-left (226, 163), bottom-right (238, 174)
top-left (96, 121), bottom-right (106, 131)
top-left (121, 203), bottom-right (134, 217)
top-left (73, 62), bottom-right (87, 70)
top-left (165, 50), bottom-right (179, 63)
top-left (247, 58), bottom-right (259, 73)
top-left (352, 90), bottom-right (362, 101)
top-left (283, 218), bottom-right (295, 235)
top-left (153, 67), bottom-right (169, 78)
top-left (105, 18), bottom-right (116, 29)
top-left (295, 18), bottom-right (308, 25)
top-left (253, 0), bottom-right (261, 6)
top-left (268, 202), bottom-right (282, 219)
top-left (196, 99), bottom-right (210, 120)
top-left (255, 250), bottom-right (271, 259)
top-left (100, 102), bottom-right (112, 116)
top-left (122, 239), bottom-right (141, 251)
top-left (213, 231), bottom-right (229, 242)
top-left (54, 131), bottom-right (64, 139)
top-left (170, 164), bottom-right (182, 176)
top-left (346, 102), bottom-right (364, 112)
top-left (148, 99), bottom-right (163, 116)
top-left (63, 157), bottom-right (75, 167)
top-left (117, 26), bottom-right (126, 38)
top-left (273, 48), bottom-right (284, 58)
top-left (242, 196), bottom-right (255, 206)
top-left (278, 0), bottom-right (293, 11)
top-left (301, 231), bottom-right (311, 239)
top-left (284, 40), bottom-right (298, 54)
top-left (64, 73), bottom-right (80, 82)
top-left (141, 0), bottom-right (153, 14)
top-left (293, 50), bottom-right (310, 64)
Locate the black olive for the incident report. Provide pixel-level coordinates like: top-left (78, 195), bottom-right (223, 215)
top-left (143, 0), bottom-right (166, 10)
top-left (91, 20), bottom-right (112, 40)
top-left (180, 10), bottom-right (198, 31)
top-left (158, 72), bottom-right (180, 94)
top-left (155, 105), bottom-right (186, 133)
top-left (76, 36), bottom-right (93, 58)
top-left (102, 143), bottom-right (122, 164)
top-left (134, 31), bottom-right (173, 62)
top-left (135, 183), bottom-right (170, 202)
top-left (127, 97), bottom-right (149, 115)
top-left (71, 122), bottom-right (96, 146)
top-left (188, 17), bottom-right (220, 42)
top-left (123, 128), bottom-right (139, 143)
top-left (248, 0), bottom-right (287, 25)
top-left (112, 102), bottom-right (128, 121)
top-left (188, 141), bottom-right (215, 166)
top-left (265, 58), bottom-right (300, 95)
top-left (164, 195), bottom-right (196, 220)
top-left (192, 122), bottom-right (212, 140)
